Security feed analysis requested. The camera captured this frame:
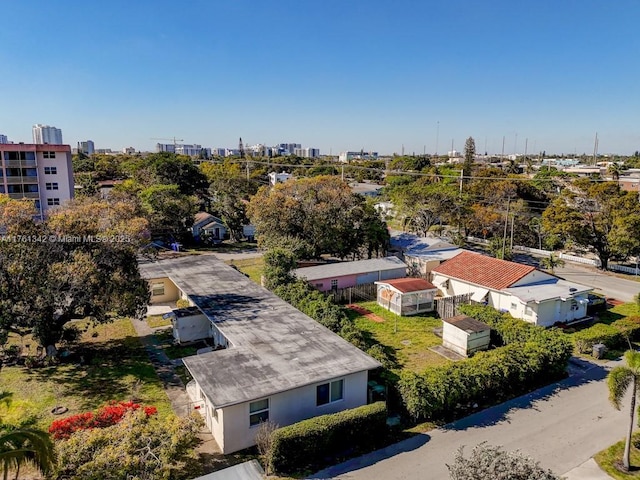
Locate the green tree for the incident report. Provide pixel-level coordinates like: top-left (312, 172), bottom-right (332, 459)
top-left (447, 443), bottom-right (560, 480)
top-left (543, 180), bottom-right (640, 269)
top-left (53, 411), bottom-right (203, 480)
top-left (463, 137), bottom-right (476, 182)
top-left (540, 253), bottom-right (565, 274)
top-left (139, 184), bottom-right (199, 240)
top-left (248, 176), bottom-right (388, 259)
top-left (608, 162), bottom-right (622, 185)
top-left (0, 428), bottom-right (54, 480)
top-left (607, 350), bottom-right (640, 472)
top-left (263, 248), bottom-right (297, 290)
top-left (0, 196), bottom-right (150, 348)
top-left (391, 181), bottom-right (457, 237)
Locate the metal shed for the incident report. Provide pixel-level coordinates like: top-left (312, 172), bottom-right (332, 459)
top-left (442, 315), bottom-right (491, 357)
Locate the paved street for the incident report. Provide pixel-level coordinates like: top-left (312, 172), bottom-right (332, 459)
top-left (552, 263), bottom-right (639, 303)
top-left (313, 361), bottom-right (626, 479)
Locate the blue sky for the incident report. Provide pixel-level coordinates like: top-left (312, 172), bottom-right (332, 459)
top-left (1, 0), bottom-right (639, 155)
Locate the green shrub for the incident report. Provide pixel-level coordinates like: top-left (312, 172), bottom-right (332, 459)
top-left (398, 340), bottom-right (571, 420)
top-left (573, 323), bottom-right (622, 353)
top-left (176, 298), bottom-right (190, 309)
top-left (267, 402), bottom-right (387, 475)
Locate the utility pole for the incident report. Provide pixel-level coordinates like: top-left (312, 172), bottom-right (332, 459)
top-left (501, 198), bottom-right (511, 260)
top-left (459, 169), bottom-right (464, 195)
top-left (592, 132), bottom-right (599, 166)
top-left (501, 136), bottom-right (505, 160)
top-left (341, 164), bottom-right (344, 182)
top-left (510, 212), bottom-right (515, 251)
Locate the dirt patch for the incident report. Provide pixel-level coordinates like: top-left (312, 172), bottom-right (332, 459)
top-left (347, 304), bottom-right (385, 323)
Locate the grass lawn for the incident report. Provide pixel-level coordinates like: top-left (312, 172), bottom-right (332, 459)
top-left (352, 301), bottom-right (450, 373)
top-left (598, 302), bottom-right (640, 324)
top-left (0, 318), bottom-right (172, 431)
top-left (595, 434), bottom-right (640, 479)
top-left (226, 257), bottom-right (264, 284)
top-left (146, 314), bottom-right (172, 329)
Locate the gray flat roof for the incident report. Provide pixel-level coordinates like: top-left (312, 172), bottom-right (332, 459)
top-left (443, 315), bottom-right (490, 333)
top-left (192, 460), bottom-right (263, 480)
top-left (503, 279), bottom-right (592, 303)
top-left (293, 256), bottom-right (407, 282)
top-left (139, 255), bottom-right (381, 408)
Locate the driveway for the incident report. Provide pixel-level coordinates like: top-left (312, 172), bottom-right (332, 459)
top-left (313, 360), bottom-right (626, 479)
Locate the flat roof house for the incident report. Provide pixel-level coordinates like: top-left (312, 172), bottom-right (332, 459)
top-left (293, 256), bottom-right (408, 292)
top-left (431, 251), bottom-right (592, 327)
top-left (390, 231), bottom-right (464, 275)
top-left (140, 255), bottom-right (381, 454)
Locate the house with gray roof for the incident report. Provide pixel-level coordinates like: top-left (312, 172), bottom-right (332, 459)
top-left (293, 256), bottom-right (407, 292)
top-left (139, 255), bottom-right (381, 454)
top-left (390, 230), bottom-right (464, 275)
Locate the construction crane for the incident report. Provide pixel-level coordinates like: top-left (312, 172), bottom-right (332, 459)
top-left (150, 137), bottom-right (184, 151)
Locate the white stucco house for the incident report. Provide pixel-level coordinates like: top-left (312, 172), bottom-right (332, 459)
top-left (431, 251), bottom-right (593, 327)
top-left (140, 255), bottom-right (381, 454)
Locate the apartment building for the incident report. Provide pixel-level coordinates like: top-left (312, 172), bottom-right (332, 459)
top-left (0, 143), bottom-right (74, 218)
top-left (0, 134), bottom-right (8, 144)
top-left (32, 124), bottom-right (63, 145)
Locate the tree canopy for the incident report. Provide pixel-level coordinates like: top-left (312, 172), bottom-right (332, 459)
top-left (0, 196), bottom-right (150, 348)
top-left (247, 176), bottom-right (389, 259)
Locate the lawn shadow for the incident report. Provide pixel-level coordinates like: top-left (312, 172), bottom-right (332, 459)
top-left (29, 335), bottom-right (165, 411)
top-left (442, 359), bottom-right (608, 431)
top-left (308, 433), bottom-right (430, 479)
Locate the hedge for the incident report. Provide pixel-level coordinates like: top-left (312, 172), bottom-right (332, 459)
top-left (573, 317), bottom-right (640, 353)
top-left (398, 340), bottom-right (571, 420)
top-left (267, 401), bottom-right (387, 475)
top-left (397, 305), bottom-right (574, 421)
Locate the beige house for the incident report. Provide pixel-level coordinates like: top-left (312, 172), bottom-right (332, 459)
top-left (140, 255), bottom-right (381, 454)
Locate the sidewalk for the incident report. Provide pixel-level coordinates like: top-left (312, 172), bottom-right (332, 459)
top-left (563, 458), bottom-right (612, 480)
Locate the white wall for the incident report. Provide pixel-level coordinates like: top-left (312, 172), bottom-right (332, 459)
top-left (510, 270), bottom-right (554, 287)
top-left (175, 314), bottom-right (210, 343)
top-left (210, 370), bottom-right (369, 454)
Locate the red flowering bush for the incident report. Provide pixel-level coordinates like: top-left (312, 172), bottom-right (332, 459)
top-left (49, 401), bottom-right (158, 439)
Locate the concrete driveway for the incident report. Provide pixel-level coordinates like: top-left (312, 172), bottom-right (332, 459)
top-left (313, 360), bottom-right (625, 479)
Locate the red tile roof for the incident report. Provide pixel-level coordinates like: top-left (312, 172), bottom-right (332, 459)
top-left (431, 251), bottom-right (535, 290)
top-left (379, 277), bottom-right (436, 293)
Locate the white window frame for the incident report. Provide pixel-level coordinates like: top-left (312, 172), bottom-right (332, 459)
top-left (151, 283), bottom-right (165, 296)
top-left (316, 379), bottom-right (344, 406)
top-left (249, 398), bottom-right (269, 427)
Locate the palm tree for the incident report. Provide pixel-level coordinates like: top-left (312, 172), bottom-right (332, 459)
top-left (0, 429), bottom-right (54, 480)
top-left (608, 162), bottom-right (622, 186)
top-left (541, 254), bottom-right (565, 274)
top-left (608, 350), bottom-right (640, 472)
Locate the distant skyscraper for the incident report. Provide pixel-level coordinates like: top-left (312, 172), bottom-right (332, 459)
top-left (32, 124), bottom-right (63, 144)
top-left (0, 134), bottom-right (8, 144)
top-left (78, 140), bottom-right (95, 155)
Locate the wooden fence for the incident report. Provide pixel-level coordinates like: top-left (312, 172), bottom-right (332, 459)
top-left (326, 283), bottom-right (378, 304)
top-left (435, 293), bottom-right (473, 319)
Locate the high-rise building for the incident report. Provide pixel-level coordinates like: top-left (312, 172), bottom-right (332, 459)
top-left (78, 140), bottom-right (95, 155)
top-left (32, 124), bottom-right (63, 144)
top-left (0, 134), bottom-right (8, 144)
top-left (0, 143), bottom-right (74, 218)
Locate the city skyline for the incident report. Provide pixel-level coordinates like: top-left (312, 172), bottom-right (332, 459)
top-left (1, 1), bottom-right (639, 155)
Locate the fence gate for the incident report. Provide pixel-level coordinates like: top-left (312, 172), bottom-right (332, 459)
top-left (435, 293), bottom-right (472, 319)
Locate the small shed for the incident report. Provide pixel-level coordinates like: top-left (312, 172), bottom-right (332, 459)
top-left (163, 307), bottom-right (210, 344)
top-left (375, 278), bottom-right (437, 316)
top-left (442, 315), bottom-right (491, 357)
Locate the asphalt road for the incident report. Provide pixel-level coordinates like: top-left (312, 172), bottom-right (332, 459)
top-left (552, 263), bottom-right (639, 303)
top-left (313, 361), bottom-right (627, 479)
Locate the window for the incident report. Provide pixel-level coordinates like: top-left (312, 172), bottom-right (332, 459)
top-left (45, 182), bottom-right (59, 190)
top-left (47, 198), bottom-right (60, 206)
top-left (525, 305), bottom-right (533, 316)
top-left (249, 398), bottom-right (269, 426)
top-left (317, 379), bottom-right (344, 406)
top-left (510, 302), bottom-right (518, 310)
top-left (44, 166), bottom-right (57, 174)
top-left (331, 279), bottom-right (338, 291)
top-left (42, 151), bottom-right (56, 159)
top-left (151, 283), bottom-right (165, 296)
top-left (570, 300), bottom-right (579, 311)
